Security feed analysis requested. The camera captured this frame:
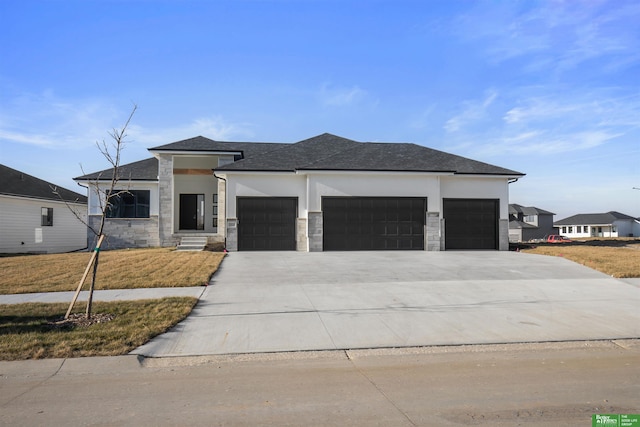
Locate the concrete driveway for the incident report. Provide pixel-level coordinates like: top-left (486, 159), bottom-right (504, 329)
top-left (132, 251), bottom-right (640, 357)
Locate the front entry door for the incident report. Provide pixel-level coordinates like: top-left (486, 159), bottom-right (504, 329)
top-left (180, 194), bottom-right (205, 230)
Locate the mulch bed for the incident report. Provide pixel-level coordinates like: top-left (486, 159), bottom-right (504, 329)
top-left (48, 313), bottom-right (115, 329)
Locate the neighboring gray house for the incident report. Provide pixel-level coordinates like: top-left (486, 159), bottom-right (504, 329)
top-left (508, 204), bottom-right (557, 242)
top-left (75, 133), bottom-right (524, 252)
top-left (554, 211), bottom-right (640, 238)
top-left (0, 164), bottom-right (88, 254)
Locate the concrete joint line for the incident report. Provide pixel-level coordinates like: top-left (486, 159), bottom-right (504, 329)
top-left (1, 359), bottom-right (67, 408)
top-left (346, 355), bottom-right (417, 427)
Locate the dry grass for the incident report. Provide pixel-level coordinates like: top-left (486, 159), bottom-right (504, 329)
top-left (0, 248), bottom-right (225, 294)
top-left (0, 298), bottom-right (197, 360)
top-left (523, 242), bottom-right (640, 278)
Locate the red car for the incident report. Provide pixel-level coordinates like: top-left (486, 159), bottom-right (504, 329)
top-left (545, 235), bottom-right (572, 243)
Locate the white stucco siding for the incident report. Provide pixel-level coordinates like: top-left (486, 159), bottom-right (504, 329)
top-left (440, 176), bottom-right (510, 218)
top-left (0, 195), bottom-right (87, 253)
top-left (224, 173), bottom-right (307, 218)
top-left (85, 182), bottom-right (159, 216)
top-left (306, 172), bottom-right (441, 212)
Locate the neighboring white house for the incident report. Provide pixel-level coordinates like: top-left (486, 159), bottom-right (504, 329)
top-left (554, 211), bottom-right (640, 238)
top-left (508, 204), bottom-right (557, 242)
top-left (0, 164), bottom-right (88, 254)
top-left (75, 133), bottom-right (525, 252)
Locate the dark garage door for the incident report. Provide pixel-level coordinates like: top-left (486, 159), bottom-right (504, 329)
top-left (237, 197), bottom-right (297, 251)
top-left (443, 199), bottom-right (498, 250)
top-left (323, 197), bottom-right (426, 251)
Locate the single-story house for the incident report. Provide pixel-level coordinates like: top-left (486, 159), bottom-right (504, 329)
top-left (0, 164), bottom-right (88, 254)
top-left (74, 133), bottom-right (525, 251)
top-left (508, 204), bottom-right (557, 242)
top-left (554, 211), bottom-right (640, 238)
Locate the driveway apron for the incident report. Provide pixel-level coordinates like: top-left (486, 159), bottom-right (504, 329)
top-left (132, 251), bottom-right (640, 357)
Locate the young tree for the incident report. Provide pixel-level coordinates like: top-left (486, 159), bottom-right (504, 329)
top-left (61, 105), bottom-right (137, 319)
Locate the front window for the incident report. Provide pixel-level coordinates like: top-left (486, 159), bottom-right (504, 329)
top-left (41, 207), bottom-right (53, 226)
top-left (576, 226), bottom-right (581, 233)
top-left (107, 190), bottom-right (150, 218)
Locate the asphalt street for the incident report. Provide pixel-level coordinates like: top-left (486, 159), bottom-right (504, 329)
top-left (2, 341), bottom-right (639, 426)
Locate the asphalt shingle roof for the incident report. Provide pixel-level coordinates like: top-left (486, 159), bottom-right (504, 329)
top-left (74, 158), bottom-right (159, 181)
top-left (76, 133), bottom-right (524, 180)
top-left (0, 164), bottom-right (87, 203)
top-left (509, 204), bottom-right (555, 216)
top-left (555, 211), bottom-right (637, 225)
top-left (216, 133), bottom-right (524, 175)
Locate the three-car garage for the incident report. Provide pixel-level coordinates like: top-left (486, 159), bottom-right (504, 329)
top-left (236, 196), bottom-right (499, 251)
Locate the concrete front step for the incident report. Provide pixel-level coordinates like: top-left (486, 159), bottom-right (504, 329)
top-left (176, 236), bottom-right (208, 251)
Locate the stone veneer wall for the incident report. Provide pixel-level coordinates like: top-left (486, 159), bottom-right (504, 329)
top-left (426, 212), bottom-right (441, 251)
top-left (157, 154), bottom-right (175, 247)
top-left (225, 218), bottom-right (238, 251)
top-left (88, 216), bottom-right (160, 250)
top-left (307, 212), bottom-right (323, 252)
top-left (296, 218), bottom-right (308, 251)
top-left (498, 218), bottom-right (509, 251)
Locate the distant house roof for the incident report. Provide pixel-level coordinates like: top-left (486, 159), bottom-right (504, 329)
top-left (509, 204), bottom-right (555, 216)
top-left (0, 164), bottom-right (87, 203)
top-left (508, 219), bottom-right (538, 230)
top-left (555, 211), bottom-right (637, 226)
top-left (74, 158), bottom-right (158, 182)
top-left (216, 133), bottom-right (523, 175)
top-left (76, 133), bottom-right (524, 181)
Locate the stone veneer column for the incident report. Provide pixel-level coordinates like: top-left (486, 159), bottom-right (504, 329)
top-left (440, 218), bottom-right (446, 251)
top-left (498, 218), bottom-right (509, 251)
top-left (296, 218), bottom-right (308, 251)
top-left (217, 178), bottom-right (226, 236)
top-left (425, 212), bottom-right (441, 251)
top-left (157, 154), bottom-right (174, 247)
top-left (226, 218), bottom-right (238, 251)
top-left (308, 212), bottom-right (323, 252)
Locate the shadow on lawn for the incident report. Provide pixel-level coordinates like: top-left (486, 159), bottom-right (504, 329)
top-left (0, 314), bottom-right (68, 335)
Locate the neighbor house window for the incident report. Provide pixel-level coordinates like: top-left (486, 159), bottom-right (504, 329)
top-left (524, 215), bottom-right (535, 223)
top-left (41, 207), bottom-right (53, 226)
top-left (568, 226), bottom-right (573, 233)
top-left (612, 226), bottom-right (617, 232)
top-left (106, 190), bottom-right (150, 218)
top-left (584, 226), bottom-right (589, 233)
top-left (576, 226), bottom-right (582, 233)
top-left (562, 226), bottom-right (567, 233)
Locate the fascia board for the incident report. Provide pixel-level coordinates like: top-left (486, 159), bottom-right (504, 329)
top-left (149, 149), bottom-right (243, 156)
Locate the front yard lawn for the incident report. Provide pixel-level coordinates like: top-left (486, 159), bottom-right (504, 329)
top-left (523, 241), bottom-right (640, 278)
top-left (0, 298), bottom-right (197, 360)
top-left (0, 248), bottom-right (225, 294)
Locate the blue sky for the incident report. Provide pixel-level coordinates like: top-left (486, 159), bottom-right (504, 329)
top-left (1, 0), bottom-right (639, 219)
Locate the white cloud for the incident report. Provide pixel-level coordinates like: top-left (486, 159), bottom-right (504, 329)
top-left (129, 116), bottom-right (254, 146)
top-left (319, 83), bottom-right (368, 107)
top-left (0, 91), bottom-right (255, 152)
top-left (444, 89), bottom-right (498, 132)
top-left (454, 0), bottom-right (640, 73)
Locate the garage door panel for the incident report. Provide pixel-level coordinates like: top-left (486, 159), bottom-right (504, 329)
top-left (443, 199), bottom-right (498, 250)
top-left (323, 197), bottom-right (425, 251)
top-left (238, 198), bottom-right (297, 251)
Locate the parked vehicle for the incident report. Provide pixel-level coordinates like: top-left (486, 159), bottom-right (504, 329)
top-left (545, 235), bottom-right (572, 243)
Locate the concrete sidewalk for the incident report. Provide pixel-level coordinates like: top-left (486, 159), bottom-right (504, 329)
top-left (132, 251), bottom-right (640, 358)
top-left (0, 286), bottom-right (206, 304)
